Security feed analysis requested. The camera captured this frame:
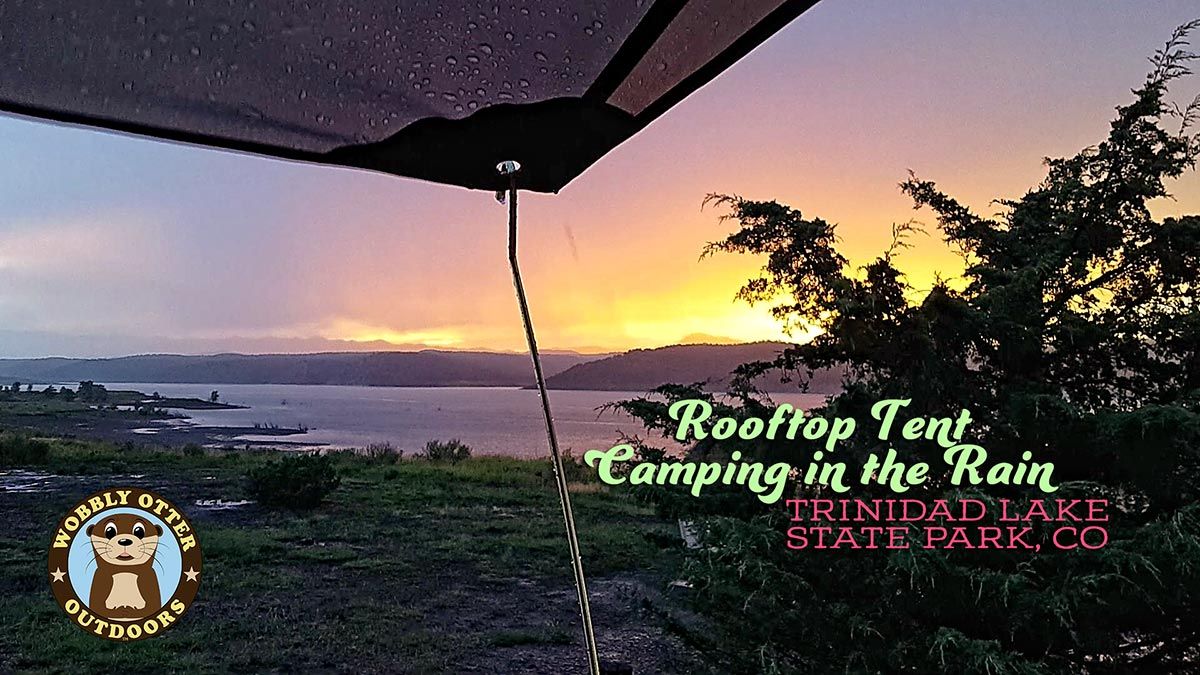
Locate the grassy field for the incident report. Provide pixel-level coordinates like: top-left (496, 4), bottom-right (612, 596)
top-left (0, 436), bottom-right (705, 673)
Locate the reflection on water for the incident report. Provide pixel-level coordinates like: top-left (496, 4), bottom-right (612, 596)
top-left (0, 470), bottom-right (146, 494)
top-left (193, 499), bottom-right (253, 510)
top-left (0, 469), bottom-right (69, 493)
top-left (112, 384), bottom-right (826, 458)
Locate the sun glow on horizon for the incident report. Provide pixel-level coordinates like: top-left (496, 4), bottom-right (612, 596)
top-left (320, 299), bottom-right (814, 353)
top-left (328, 319), bottom-right (465, 348)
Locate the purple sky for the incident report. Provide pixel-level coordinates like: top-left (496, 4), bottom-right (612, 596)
top-left (1, 1), bottom-right (1198, 357)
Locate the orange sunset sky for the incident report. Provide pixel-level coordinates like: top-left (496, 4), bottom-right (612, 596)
top-left (1, 1), bottom-right (1198, 357)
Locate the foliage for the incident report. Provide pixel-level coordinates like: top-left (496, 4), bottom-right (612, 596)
top-left (423, 438), bottom-right (472, 463)
top-left (556, 449), bottom-right (596, 484)
top-left (76, 381), bottom-right (108, 402)
top-left (0, 434), bottom-right (51, 466)
top-left (616, 24), bottom-right (1200, 673)
top-left (246, 453), bottom-right (341, 509)
top-left (363, 442), bottom-right (403, 462)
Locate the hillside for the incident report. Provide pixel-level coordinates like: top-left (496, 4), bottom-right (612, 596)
top-left (0, 344), bottom-right (846, 392)
top-left (0, 351), bottom-right (594, 388)
top-left (544, 342), bottom-right (844, 394)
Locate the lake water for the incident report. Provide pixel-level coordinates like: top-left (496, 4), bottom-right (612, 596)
top-left (111, 383), bottom-right (826, 458)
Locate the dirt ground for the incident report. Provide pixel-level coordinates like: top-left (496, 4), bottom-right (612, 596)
top-left (0, 456), bottom-right (714, 674)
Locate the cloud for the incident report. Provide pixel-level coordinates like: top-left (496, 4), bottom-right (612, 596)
top-left (0, 213), bottom-right (175, 332)
top-left (0, 215), bottom-right (161, 274)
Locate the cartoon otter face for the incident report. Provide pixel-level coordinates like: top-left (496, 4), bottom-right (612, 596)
top-left (87, 513), bottom-right (162, 567)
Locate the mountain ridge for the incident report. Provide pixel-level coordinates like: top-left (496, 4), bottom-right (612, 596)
top-left (0, 351), bottom-right (592, 388)
top-left (543, 342), bottom-right (844, 394)
top-left (0, 343), bottom-right (843, 393)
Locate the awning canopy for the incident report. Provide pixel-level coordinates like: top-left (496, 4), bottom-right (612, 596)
top-left (0, 0), bottom-right (816, 192)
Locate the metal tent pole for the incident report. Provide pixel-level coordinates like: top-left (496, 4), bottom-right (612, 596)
top-left (499, 160), bottom-right (601, 675)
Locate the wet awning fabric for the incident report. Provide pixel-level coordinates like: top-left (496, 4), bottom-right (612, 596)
top-left (0, 0), bottom-right (816, 192)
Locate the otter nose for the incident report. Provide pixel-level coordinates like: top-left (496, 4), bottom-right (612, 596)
top-left (117, 538), bottom-right (133, 546)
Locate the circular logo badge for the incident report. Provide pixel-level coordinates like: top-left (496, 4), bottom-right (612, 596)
top-left (47, 487), bottom-right (202, 641)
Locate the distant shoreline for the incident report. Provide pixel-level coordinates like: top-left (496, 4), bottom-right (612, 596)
top-left (0, 385), bottom-right (315, 450)
top-left (0, 342), bottom-right (831, 394)
top-left (2, 381), bottom-right (827, 456)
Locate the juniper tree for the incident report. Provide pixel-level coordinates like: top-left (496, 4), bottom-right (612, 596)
top-left (617, 23), bottom-right (1200, 673)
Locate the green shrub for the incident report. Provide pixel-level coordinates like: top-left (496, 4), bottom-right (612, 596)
top-left (246, 453), bottom-right (340, 508)
top-left (423, 439), bottom-right (471, 463)
top-left (0, 434), bottom-right (51, 466)
top-left (540, 449), bottom-right (596, 485)
top-left (362, 442), bottom-right (403, 463)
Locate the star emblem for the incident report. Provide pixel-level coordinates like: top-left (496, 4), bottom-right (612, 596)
top-left (51, 567), bottom-right (66, 583)
top-left (184, 567), bottom-right (200, 582)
